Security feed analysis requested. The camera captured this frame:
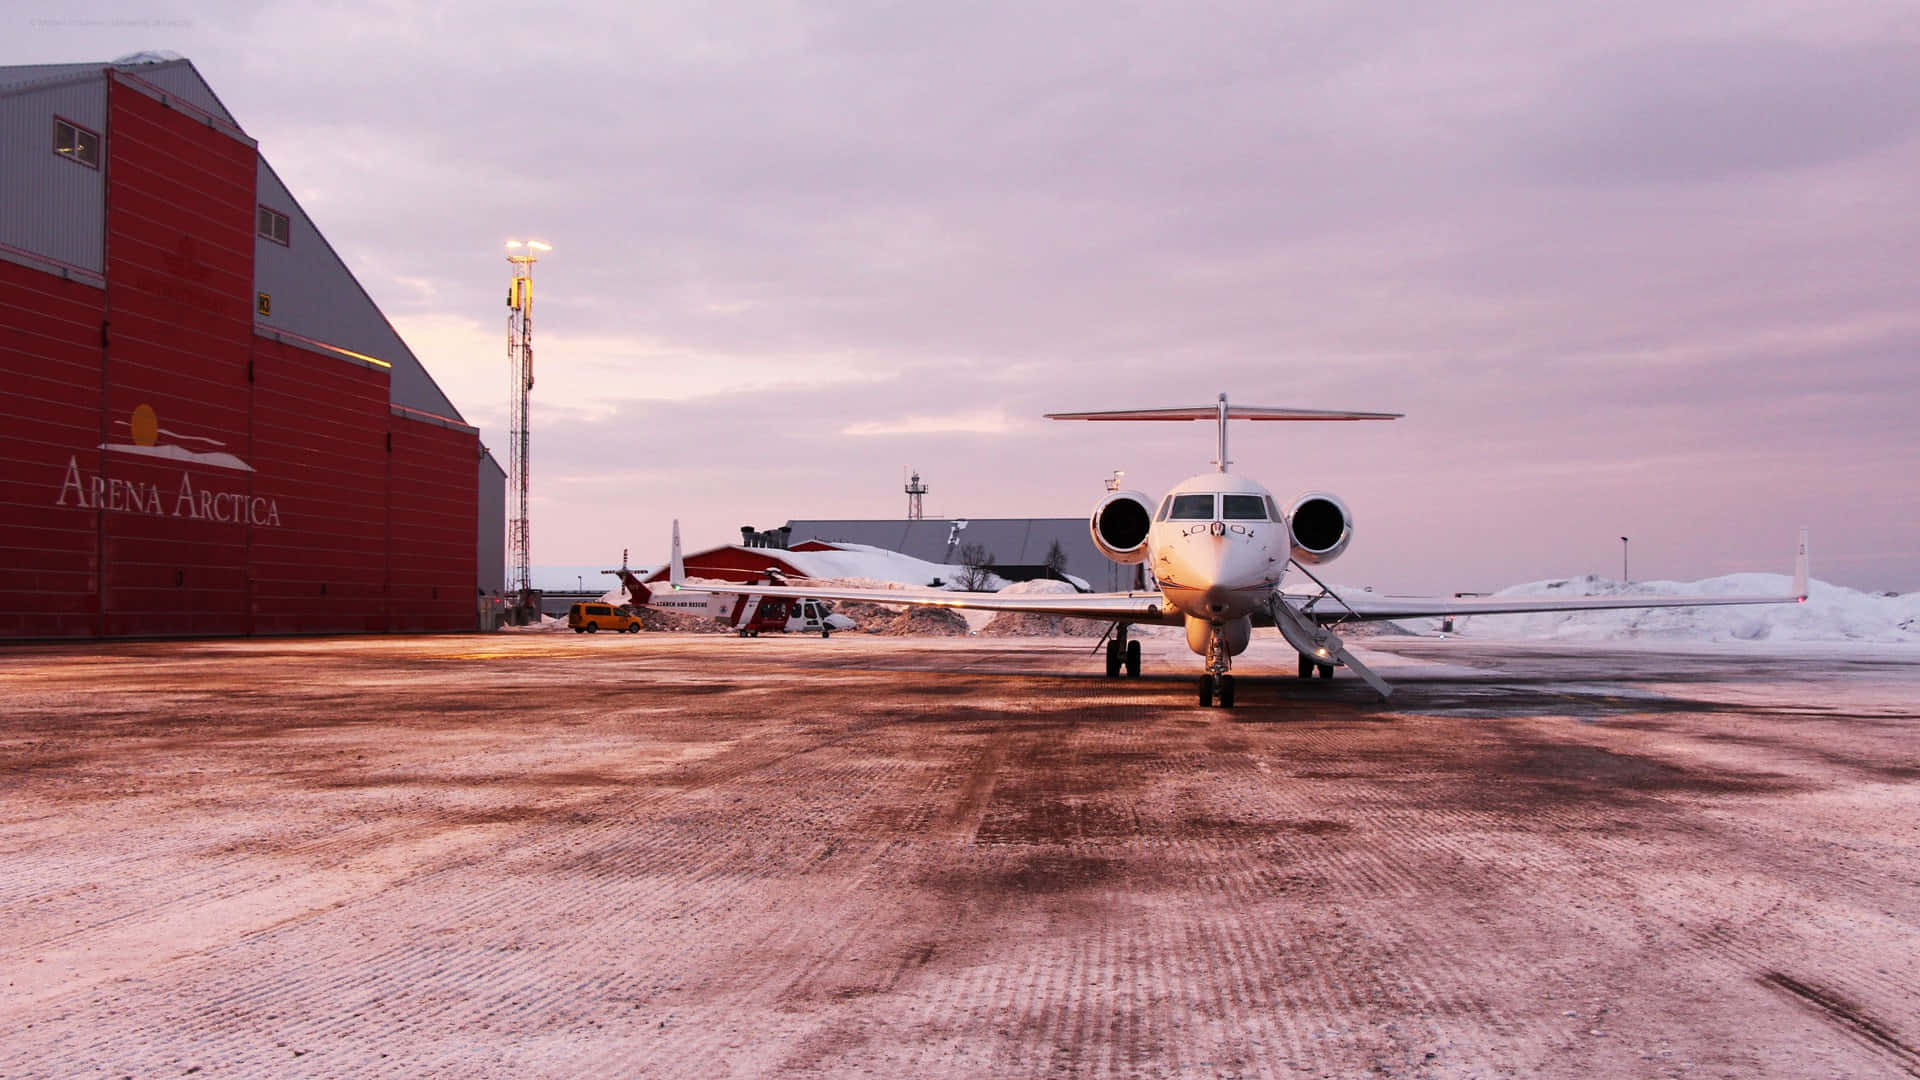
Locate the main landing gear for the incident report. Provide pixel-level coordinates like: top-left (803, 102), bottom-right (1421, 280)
top-left (1297, 653), bottom-right (1334, 680)
top-left (1104, 625), bottom-right (1142, 678)
top-left (1198, 622), bottom-right (1236, 708)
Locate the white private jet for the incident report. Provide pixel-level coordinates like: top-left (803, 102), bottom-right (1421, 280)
top-left (669, 394), bottom-right (1808, 707)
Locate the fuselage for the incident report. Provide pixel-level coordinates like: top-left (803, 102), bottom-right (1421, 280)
top-left (1145, 471), bottom-right (1291, 623)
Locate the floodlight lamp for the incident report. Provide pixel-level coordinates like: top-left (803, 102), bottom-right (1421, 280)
top-left (527, 240), bottom-right (552, 252)
top-left (506, 239), bottom-right (523, 249)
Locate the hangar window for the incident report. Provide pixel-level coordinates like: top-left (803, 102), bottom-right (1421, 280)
top-left (54, 118), bottom-right (100, 169)
top-left (257, 206), bottom-right (290, 246)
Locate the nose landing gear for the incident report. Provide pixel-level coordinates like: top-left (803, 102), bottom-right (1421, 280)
top-left (1198, 622), bottom-right (1237, 708)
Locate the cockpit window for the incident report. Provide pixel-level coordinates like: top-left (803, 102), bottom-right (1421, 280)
top-left (1265, 496), bottom-right (1281, 521)
top-left (1222, 494), bottom-right (1268, 521)
top-left (1168, 493), bottom-right (1216, 520)
top-left (1155, 495), bottom-right (1173, 522)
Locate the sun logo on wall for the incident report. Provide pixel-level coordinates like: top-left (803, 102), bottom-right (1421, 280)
top-left (102, 403), bottom-right (254, 472)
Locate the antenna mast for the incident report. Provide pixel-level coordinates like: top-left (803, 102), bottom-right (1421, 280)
top-left (505, 239), bottom-right (550, 619)
top-left (904, 468), bottom-right (928, 519)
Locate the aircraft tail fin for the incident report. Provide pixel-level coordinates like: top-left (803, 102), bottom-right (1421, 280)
top-left (611, 565), bottom-right (652, 606)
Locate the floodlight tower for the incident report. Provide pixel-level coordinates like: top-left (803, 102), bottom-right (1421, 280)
top-left (505, 239), bottom-right (550, 617)
top-left (904, 468), bottom-right (928, 519)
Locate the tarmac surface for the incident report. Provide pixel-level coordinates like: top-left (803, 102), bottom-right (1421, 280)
top-left (2, 632), bottom-right (1918, 1078)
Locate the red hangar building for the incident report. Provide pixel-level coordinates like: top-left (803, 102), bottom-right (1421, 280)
top-left (0, 54), bottom-right (507, 638)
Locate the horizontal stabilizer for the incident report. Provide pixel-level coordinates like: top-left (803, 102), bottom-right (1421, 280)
top-left (1047, 405), bottom-right (1401, 422)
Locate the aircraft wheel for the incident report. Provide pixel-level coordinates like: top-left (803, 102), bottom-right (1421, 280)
top-left (1299, 654), bottom-right (1313, 679)
top-left (1318, 663), bottom-right (1334, 679)
top-left (821, 629), bottom-right (831, 639)
top-left (1125, 640), bottom-right (1142, 677)
top-left (1199, 675), bottom-right (1215, 707)
top-left (1105, 640), bottom-right (1121, 678)
top-left (1219, 674), bottom-right (1236, 708)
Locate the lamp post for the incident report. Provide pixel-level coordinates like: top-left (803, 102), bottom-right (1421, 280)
top-left (1621, 536), bottom-right (1629, 584)
top-left (504, 239), bottom-right (551, 623)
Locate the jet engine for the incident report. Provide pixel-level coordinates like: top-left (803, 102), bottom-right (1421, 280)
top-left (1089, 490), bottom-right (1154, 564)
top-left (1287, 492), bottom-right (1353, 565)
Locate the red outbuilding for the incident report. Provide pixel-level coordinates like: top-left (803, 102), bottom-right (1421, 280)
top-left (0, 54), bottom-right (505, 638)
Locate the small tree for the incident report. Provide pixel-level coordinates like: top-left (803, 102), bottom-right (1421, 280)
top-left (956, 542), bottom-right (998, 591)
top-left (1042, 539), bottom-right (1068, 581)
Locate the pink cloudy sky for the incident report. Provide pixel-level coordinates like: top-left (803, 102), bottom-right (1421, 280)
top-left (19, 0), bottom-right (1919, 593)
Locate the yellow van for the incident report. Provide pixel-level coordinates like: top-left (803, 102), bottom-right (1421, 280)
top-left (568, 602), bottom-right (642, 633)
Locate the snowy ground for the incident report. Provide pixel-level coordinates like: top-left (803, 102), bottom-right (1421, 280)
top-left (1420, 574), bottom-right (1918, 644)
top-left (4, 634), bottom-right (1918, 1077)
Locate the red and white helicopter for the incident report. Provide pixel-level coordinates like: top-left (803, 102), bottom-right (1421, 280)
top-left (670, 395), bottom-right (1807, 707)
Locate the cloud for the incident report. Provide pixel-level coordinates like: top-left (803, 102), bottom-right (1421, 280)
top-left (841, 410), bottom-right (1016, 437)
top-left (14, 0), bottom-right (1919, 590)
top-left (1520, 37), bottom-right (1920, 186)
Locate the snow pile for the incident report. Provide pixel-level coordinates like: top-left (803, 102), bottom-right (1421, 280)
top-left (797, 579), bottom-right (970, 636)
top-left (874, 608), bottom-right (970, 636)
top-left (1446, 575), bottom-right (1919, 643)
top-left (774, 544), bottom-right (1010, 591)
top-left (980, 579), bottom-right (1104, 637)
top-left (500, 614), bottom-right (568, 633)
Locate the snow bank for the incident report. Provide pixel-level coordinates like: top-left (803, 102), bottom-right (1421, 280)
top-left (1444, 575), bottom-right (1919, 643)
top-left (980, 579), bottom-right (1105, 637)
top-left (776, 543), bottom-right (1010, 591)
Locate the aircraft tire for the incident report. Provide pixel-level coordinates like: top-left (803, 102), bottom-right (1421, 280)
top-left (1104, 641), bottom-right (1121, 678)
top-left (1318, 663), bottom-right (1334, 679)
top-left (821, 629), bottom-right (830, 638)
top-left (1299, 654), bottom-right (1313, 679)
top-left (1199, 675), bottom-right (1214, 707)
top-left (1125, 640), bottom-right (1142, 678)
top-left (1219, 674), bottom-right (1236, 708)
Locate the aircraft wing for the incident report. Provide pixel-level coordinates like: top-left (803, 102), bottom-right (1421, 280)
top-left (1303, 589), bottom-right (1806, 624)
top-left (1293, 528), bottom-right (1810, 624)
top-left (670, 579), bottom-right (1178, 623)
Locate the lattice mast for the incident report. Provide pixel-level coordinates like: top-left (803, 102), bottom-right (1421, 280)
top-left (904, 468), bottom-right (928, 520)
top-left (505, 240), bottom-right (550, 609)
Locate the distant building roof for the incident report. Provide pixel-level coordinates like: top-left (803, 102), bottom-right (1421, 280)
top-left (782, 518), bottom-right (1135, 592)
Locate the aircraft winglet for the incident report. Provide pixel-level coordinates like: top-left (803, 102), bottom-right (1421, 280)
top-left (670, 520), bottom-right (685, 588)
top-left (1793, 526), bottom-right (1809, 601)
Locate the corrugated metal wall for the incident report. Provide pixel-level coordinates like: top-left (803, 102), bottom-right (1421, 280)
top-left (100, 76), bottom-right (260, 636)
top-left (389, 414), bottom-right (480, 631)
top-left (477, 453), bottom-right (507, 596)
top-left (250, 336), bottom-right (393, 633)
top-left (0, 259), bottom-right (104, 637)
top-left (0, 75), bottom-right (107, 275)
